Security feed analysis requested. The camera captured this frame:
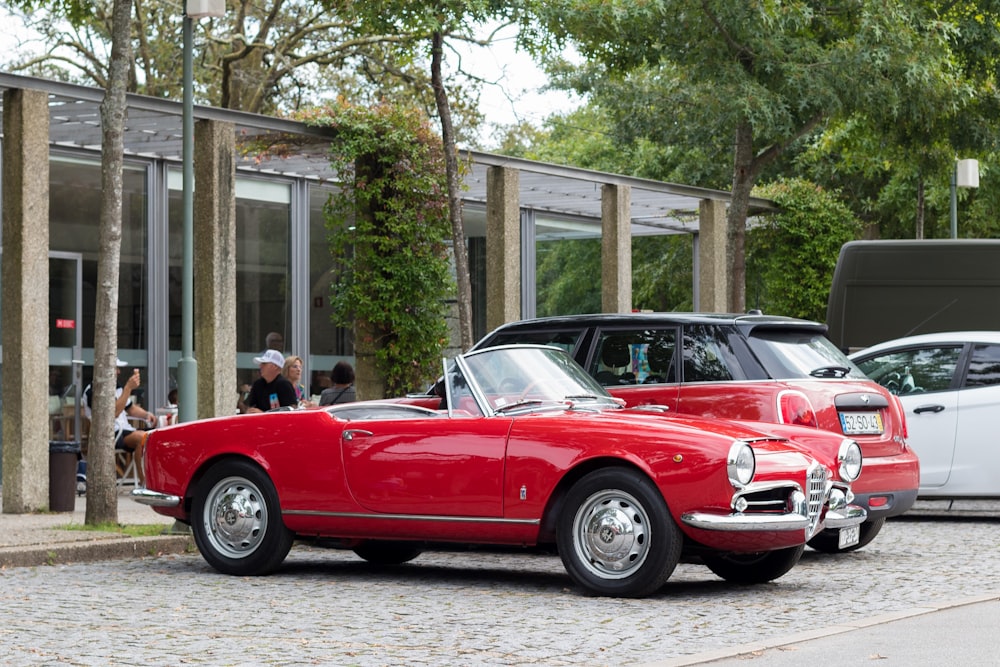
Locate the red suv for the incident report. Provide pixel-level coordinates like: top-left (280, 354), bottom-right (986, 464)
top-left (469, 313), bottom-right (919, 552)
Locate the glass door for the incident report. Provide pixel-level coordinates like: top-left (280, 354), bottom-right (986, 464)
top-left (49, 252), bottom-right (84, 446)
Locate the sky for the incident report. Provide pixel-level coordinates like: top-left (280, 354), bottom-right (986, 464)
top-left (0, 13), bottom-right (580, 149)
top-left (451, 22), bottom-right (582, 147)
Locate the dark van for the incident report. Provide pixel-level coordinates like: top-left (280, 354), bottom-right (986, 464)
top-left (826, 240), bottom-right (1000, 352)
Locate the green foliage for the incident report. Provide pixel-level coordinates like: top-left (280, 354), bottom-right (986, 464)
top-left (302, 101), bottom-right (453, 395)
top-left (632, 235), bottom-right (693, 312)
top-left (747, 179), bottom-right (862, 321)
top-left (536, 238), bottom-right (601, 316)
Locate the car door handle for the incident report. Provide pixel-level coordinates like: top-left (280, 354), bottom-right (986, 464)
top-left (343, 429), bottom-right (373, 441)
top-left (913, 404), bottom-right (945, 414)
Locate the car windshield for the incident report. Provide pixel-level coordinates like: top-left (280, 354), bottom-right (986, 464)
top-left (745, 329), bottom-right (869, 380)
top-left (453, 345), bottom-right (620, 414)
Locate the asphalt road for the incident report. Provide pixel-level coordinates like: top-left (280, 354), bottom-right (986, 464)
top-left (2, 500), bottom-right (998, 666)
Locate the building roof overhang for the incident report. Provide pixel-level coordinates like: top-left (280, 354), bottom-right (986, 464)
top-left (0, 72), bottom-right (776, 238)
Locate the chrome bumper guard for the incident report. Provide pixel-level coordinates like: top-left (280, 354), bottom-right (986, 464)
top-left (131, 487), bottom-right (182, 508)
top-left (681, 503), bottom-right (867, 533)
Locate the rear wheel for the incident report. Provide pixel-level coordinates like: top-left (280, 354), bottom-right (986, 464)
top-left (191, 459), bottom-right (294, 576)
top-left (557, 467), bottom-right (681, 598)
top-left (702, 545), bottom-right (805, 584)
top-left (808, 517), bottom-right (886, 553)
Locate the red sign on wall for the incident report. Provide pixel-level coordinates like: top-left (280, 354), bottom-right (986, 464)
top-left (55, 319), bottom-right (76, 329)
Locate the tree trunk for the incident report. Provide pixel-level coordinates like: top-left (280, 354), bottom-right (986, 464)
top-left (86, 0), bottom-right (134, 525)
top-left (727, 120), bottom-right (756, 314)
top-left (352, 153), bottom-right (386, 401)
top-left (431, 30), bottom-right (474, 351)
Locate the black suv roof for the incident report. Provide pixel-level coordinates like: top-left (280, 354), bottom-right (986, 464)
top-left (483, 312), bottom-right (828, 337)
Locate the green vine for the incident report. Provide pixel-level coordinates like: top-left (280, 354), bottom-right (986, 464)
top-left (301, 100), bottom-right (453, 396)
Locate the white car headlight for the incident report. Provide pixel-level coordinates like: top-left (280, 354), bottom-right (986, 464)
top-left (838, 439), bottom-right (863, 482)
top-left (727, 441), bottom-right (756, 488)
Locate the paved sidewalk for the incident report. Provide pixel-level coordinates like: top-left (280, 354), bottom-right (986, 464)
top-left (0, 486), bottom-right (194, 568)
top-left (653, 594), bottom-right (1000, 665)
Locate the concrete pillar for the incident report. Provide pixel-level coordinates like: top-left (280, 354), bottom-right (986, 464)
top-left (193, 119), bottom-right (237, 419)
top-left (697, 198), bottom-right (730, 313)
top-left (485, 166), bottom-right (520, 331)
top-left (601, 183), bottom-right (632, 313)
top-left (2, 88), bottom-right (51, 512)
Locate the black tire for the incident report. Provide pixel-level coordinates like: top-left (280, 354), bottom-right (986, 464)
top-left (353, 541), bottom-right (423, 565)
top-left (556, 467), bottom-right (681, 598)
top-left (191, 459), bottom-right (294, 576)
top-left (702, 544), bottom-right (805, 584)
top-left (808, 517), bottom-right (886, 554)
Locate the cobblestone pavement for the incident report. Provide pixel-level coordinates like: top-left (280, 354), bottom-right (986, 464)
top-left (2, 501), bottom-right (999, 666)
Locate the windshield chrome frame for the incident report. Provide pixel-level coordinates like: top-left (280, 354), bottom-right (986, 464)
top-left (451, 352), bottom-right (495, 416)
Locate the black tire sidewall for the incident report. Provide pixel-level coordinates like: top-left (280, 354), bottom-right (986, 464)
top-left (557, 467), bottom-right (681, 598)
top-left (191, 458), bottom-right (293, 576)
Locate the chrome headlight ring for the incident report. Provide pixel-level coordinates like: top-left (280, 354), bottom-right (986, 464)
top-left (727, 440), bottom-right (756, 488)
top-left (838, 439), bottom-right (863, 483)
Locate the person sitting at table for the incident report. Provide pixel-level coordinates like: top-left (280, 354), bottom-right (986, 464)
top-left (319, 361), bottom-right (356, 406)
top-left (83, 357), bottom-right (155, 484)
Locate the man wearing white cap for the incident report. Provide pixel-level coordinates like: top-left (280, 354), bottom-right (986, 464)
top-left (245, 349), bottom-right (298, 413)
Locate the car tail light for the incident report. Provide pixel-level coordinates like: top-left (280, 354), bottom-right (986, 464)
top-left (776, 390), bottom-right (819, 428)
top-left (892, 394), bottom-right (909, 440)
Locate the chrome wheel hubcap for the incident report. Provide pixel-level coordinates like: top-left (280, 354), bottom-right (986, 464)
top-left (203, 476), bottom-right (267, 559)
top-left (574, 489), bottom-right (650, 579)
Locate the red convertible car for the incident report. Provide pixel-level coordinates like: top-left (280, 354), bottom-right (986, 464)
top-left (134, 345), bottom-right (865, 598)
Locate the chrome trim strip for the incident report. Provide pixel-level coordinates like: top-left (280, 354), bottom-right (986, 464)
top-left (131, 488), bottom-right (181, 508)
top-left (281, 509), bottom-right (540, 526)
top-left (680, 511), bottom-right (810, 532)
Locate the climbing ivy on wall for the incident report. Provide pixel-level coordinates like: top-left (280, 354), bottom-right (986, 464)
top-left (302, 100), bottom-right (454, 397)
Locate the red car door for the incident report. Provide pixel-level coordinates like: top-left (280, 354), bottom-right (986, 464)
top-left (341, 416), bottom-right (512, 517)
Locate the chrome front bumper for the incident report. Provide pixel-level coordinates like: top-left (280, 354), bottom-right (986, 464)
top-left (131, 487), bottom-right (182, 508)
top-left (681, 504), bottom-right (867, 533)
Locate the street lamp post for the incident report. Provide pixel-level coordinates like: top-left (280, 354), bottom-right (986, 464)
top-left (950, 158), bottom-right (980, 239)
top-left (179, 0), bottom-right (225, 423)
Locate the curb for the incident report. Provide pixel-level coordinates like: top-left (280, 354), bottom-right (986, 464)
top-left (0, 535), bottom-right (196, 569)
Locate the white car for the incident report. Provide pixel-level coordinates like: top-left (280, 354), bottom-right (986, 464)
top-left (849, 332), bottom-right (1000, 497)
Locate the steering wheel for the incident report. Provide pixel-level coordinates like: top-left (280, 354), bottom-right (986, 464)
top-left (498, 377), bottom-right (520, 394)
top-left (518, 380), bottom-right (545, 402)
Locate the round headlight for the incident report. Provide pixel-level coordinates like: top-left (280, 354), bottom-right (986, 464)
top-left (838, 439), bottom-right (863, 482)
top-left (727, 441), bottom-right (756, 488)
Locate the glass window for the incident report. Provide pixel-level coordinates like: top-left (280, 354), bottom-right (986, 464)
top-left (746, 328), bottom-right (867, 380)
top-left (168, 172), bottom-right (291, 395)
top-left (49, 156), bottom-right (149, 401)
top-left (854, 346), bottom-right (962, 395)
top-left (489, 329), bottom-right (584, 357)
top-left (308, 183), bottom-right (353, 397)
top-left (965, 344), bottom-right (1000, 388)
top-left (590, 329), bottom-right (678, 385)
top-left (682, 325), bottom-right (742, 382)
top-left (536, 232), bottom-right (601, 317)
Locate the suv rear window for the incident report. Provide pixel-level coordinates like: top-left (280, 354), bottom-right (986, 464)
top-left (745, 329), bottom-right (868, 380)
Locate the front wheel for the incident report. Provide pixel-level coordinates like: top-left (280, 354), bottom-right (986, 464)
top-left (702, 545), bottom-right (805, 584)
top-left (191, 459), bottom-right (294, 576)
top-left (808, 517), bottom-right (886, 554)
top-left (557, 467), bottom-right (681, 598)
